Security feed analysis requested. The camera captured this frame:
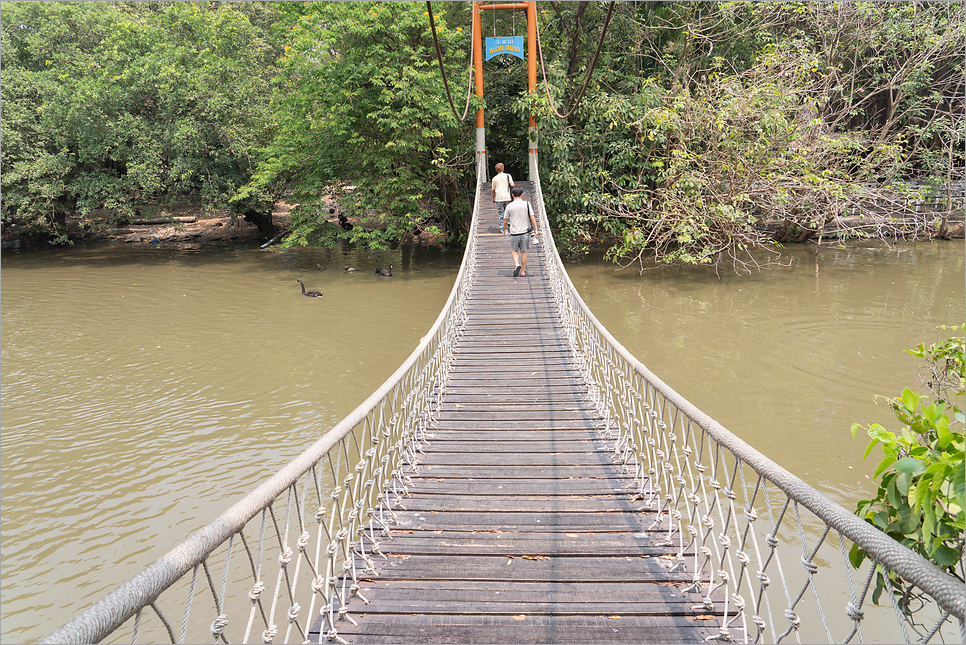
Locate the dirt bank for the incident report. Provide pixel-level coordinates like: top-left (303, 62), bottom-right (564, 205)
top-left (81, 202), bottom-right (296, 246)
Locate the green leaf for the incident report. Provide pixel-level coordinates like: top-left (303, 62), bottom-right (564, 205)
top-left (900, 388), bottom-right (919, 414)
top-left (930, 543), bottom-right (961, 567)
top-left (873, 454), bottom-right (897, 478)
top-left (893, 457), bottom-right (927, 475)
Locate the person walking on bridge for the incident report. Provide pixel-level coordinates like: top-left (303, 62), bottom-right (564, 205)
top-left (491, 163), bottom-right (515, 234)
top-left (502, 186), bottom-right (539, 277)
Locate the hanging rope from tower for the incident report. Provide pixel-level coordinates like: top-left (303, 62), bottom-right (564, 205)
top-left (427, 1), bottom-right (476, 122)
top-left (535, 1), bottom-right (616, 119)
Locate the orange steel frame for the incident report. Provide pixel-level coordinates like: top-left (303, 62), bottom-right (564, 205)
top-left (473, 1), bottom-right (537, 177)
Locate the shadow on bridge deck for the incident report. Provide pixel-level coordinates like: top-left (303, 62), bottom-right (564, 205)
top-left (312, 183), bottom-right (720, 644)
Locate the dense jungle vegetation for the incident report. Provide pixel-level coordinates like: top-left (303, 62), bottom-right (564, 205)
top-left (2, 1), bottom-right (963, 267)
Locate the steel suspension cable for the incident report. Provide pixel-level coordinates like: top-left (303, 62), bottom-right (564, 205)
top-left (427, 1), bottom-right (475, 122)
top-left (535, 0), bottom-right (616, 120)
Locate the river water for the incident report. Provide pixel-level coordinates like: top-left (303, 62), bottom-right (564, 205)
top-left (1, 238), bottom-right (963, 643)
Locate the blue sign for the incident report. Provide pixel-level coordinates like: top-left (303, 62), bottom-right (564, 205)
top-left (485, 36), bottom-right (524, 61)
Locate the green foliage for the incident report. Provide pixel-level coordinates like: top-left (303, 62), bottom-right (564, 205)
top-left (1, 2), bottom-right (279, 241)
top-left (244, 2), bottom-right (476, 249)
top-left (850, 326), bottom-right (965, 610)
top-left (525, 1), bottom-right (963, 269)
top-left (2, 1), bottom-right (960, 258)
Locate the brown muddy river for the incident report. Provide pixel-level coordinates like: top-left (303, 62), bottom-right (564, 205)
top-left (2, 238), bottom-right (963, 643)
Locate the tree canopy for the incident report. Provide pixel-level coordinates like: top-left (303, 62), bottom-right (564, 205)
top-left (2, 2), bottom-right (280, 241)
top-left (240, 1), bottom-right (478, 248)
top-left (2, 1), bottom-right (962, 264)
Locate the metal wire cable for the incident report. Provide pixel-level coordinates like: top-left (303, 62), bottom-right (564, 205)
top-left (534, 1), bottom-right (616, 119)
top-left (427, 1), bottom-right (475, 122)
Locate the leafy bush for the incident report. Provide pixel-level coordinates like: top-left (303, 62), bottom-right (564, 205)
top-left (850, 326), bottom-right (964, 610)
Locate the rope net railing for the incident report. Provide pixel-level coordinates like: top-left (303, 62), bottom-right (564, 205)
top-left (527, 168), bottom-right (965, 644)
top-left (41, 174), bottom-right (485, 645)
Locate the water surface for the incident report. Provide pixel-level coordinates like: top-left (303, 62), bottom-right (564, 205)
top-left (2, 238), bottom-right (963, 643)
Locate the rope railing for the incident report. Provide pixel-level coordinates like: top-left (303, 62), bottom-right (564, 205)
top-left (528, 168), bottom-right (965, 643)
top-left (40, 174), bottom-right (485, 645)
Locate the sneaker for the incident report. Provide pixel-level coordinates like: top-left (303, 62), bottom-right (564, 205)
top-left (512, 265), bottom-right (521, 277)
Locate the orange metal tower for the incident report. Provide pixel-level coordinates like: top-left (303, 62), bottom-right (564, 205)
top-left (473, 1), bottom-right (538, 179)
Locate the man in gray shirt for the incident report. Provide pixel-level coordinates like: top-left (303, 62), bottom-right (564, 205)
top-left (502, 186), bottom-right (539, 277)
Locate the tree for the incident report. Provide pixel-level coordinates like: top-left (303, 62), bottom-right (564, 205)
top-left (241, 1), bottom-right (477, 249)
top-left (1, 2), bottom-right (280, 242)
top-left (523, 1), bottom-right (964, 269)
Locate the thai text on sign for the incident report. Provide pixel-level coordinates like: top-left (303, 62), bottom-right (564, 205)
top-left (485, 36), bottom-right (524, 61)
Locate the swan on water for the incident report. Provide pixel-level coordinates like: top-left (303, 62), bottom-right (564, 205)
top-left (296, 279), bottom-right (323, 297)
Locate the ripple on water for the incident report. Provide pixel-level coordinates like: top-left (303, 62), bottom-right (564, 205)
top-left (2, 245), bottom-right (460, 642)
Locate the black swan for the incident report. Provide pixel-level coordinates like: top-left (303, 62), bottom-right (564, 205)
top-left (343, 265), bottom-right (357, 273)
top-left (296, 279), bottom-right (323, 297)
top-left (375, 264), bottom-right (393, 277)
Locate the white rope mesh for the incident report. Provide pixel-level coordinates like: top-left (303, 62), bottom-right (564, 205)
top-left (528, 169), bottom-right (964, 644)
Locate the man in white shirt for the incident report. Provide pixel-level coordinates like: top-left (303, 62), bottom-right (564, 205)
top-left (491, 163), bottom-right (515, 234)
top-left (502, 186), bottom-right (539, 277)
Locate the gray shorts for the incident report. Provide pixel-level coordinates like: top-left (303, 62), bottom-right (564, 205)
top-left (510, 233), bottom-right (530, 252)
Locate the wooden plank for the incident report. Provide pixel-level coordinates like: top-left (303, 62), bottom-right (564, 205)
top-left (437, 402), bottom-right (595, 412)
top-left (412, 465), bottom-right (635, 479)
top-left (382, 512), bottom-right (655, 532)
top-left (342, 597), bottom-right (710, 616)
top-left (420, 439), bottom-right (609, 449)
top-left (363, 555), bottom-right (693, 583)
top-left (439, 394), bottom-right (590, 404)
top-left (433, 410), bottom-right (600, 421)
top-left (406, 476), bottom-right (637, 490)
top-left (370, 534), bottom-right (680, 557)
top-left (404, 480), bottom-right (640, 496)
top-left (415, 454), bottom-right (621, 467)
top-left (430, 420), bottom-right (606, 430)
top-left (385, 496), bottom-right (649, 513)
top-left (325, 614), bottom-right (716, 644)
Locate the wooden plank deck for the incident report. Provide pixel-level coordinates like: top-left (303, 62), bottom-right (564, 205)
top-left (314, 183), bottom-right (719, 643)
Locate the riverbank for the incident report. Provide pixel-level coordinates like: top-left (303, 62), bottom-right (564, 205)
top-left (2, 200), bottom-right (448, 250)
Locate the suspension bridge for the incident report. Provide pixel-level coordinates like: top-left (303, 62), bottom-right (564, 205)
top-left (42, 2), bottom-right (963, 643)
top-left (41, 167), bottom-right (965, 645)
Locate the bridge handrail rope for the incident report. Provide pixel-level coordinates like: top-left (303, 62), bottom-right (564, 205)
top-left (41, 173), bottom-right (486, 645)
top-left (527, 167), bottom-right (965, 642)
top-left (427, 1), bottom-right (476, 122)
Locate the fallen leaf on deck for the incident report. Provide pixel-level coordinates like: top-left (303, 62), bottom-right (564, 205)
top-left (608, 615), bottom-right (621, 619)
top-left (566, 533), bottom-right (579, 539)
top-left (694, 615), bottom-right (716, 621)
top-left (660, 554), bottom-right (677, 560)
top-left (389, 554), bottom-right (411, 560)
top-left (522, 555), bottom-right (548, 560)
top-left (512, 615), bottom-right (527, 621)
